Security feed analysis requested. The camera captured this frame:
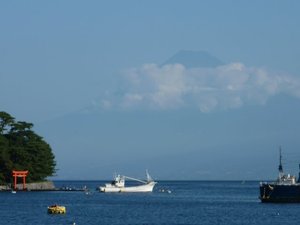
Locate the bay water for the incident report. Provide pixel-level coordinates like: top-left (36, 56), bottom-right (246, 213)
top-left (1, 181), bottom-right (300, 225)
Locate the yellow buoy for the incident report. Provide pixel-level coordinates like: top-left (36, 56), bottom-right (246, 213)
top-left (47, 205), bottom-right (66, 214)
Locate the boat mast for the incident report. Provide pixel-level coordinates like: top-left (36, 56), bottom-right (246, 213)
top-left (146, 170), bottom-right (153, 182)
top-left (278, 146), bottom-right (284, 179)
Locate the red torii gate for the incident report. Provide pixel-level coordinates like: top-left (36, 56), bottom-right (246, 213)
top-left (12, 170), bottom-right (28, 190)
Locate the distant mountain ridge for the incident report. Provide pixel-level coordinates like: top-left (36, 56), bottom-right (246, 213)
top-left (35, 94), bottom-right (300, 180)
top-left (34, 50), bottom-right (300, 180)
top-left (162, 50), bottom-right (224, 68)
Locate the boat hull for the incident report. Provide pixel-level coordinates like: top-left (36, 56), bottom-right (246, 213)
top-left (260, 183), bottom-right (300, 203)
top-left (100, 182), bottom-right (156, 193)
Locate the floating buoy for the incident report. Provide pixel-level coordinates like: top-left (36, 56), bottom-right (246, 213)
top-left (47, 205), bottom-right (66, 214)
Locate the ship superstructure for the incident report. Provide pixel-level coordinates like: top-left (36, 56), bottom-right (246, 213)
top-left (259, 147), bottom-right (300, 203)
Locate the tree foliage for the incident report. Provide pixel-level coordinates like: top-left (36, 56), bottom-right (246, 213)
top-left (0, 111), bottom-right (56, 184)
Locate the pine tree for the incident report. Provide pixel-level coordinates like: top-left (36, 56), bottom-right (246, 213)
top-left (0, 112), bottom-right (56, 184)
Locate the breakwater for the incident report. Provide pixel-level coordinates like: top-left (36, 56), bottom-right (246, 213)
top-left (0, 181), bottom-right (55, 191)
top-left (0, 180), bottom-right (87, 191)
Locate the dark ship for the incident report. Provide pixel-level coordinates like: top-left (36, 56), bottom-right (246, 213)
top-left (259, 148), bottom-right (300, 203)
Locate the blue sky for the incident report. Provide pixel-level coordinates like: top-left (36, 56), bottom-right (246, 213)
top-left (1, 1), bottom-right (300, 180)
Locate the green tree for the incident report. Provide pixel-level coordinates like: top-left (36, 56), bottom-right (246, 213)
top-left (0, 112), bottom-right (56, 184)
top-left (0, 136), bottom-right (12, 183)
top-left (0, 111), bottom-right (14, 135)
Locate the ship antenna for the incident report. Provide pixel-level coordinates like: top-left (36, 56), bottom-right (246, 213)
top-left (279, 147), bottom-right (283, 172)
top-left (278, 146), bottom-right (284, 179)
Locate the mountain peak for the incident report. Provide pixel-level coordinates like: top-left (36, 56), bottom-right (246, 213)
top-left (162, 50), bottom-right (224, 68)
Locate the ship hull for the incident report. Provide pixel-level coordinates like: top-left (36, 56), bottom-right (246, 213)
top-left (260, 183), bottom-right (300, 203)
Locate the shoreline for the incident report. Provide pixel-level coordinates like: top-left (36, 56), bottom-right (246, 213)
top-left (0, 180), bottom-right (88, 192)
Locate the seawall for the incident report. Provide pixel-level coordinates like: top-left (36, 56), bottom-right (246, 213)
top-left (0, 180), bottom-right (55, 191)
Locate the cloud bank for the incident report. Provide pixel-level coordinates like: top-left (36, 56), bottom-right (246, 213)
top-left (100, 63), bottom-right (300, 112)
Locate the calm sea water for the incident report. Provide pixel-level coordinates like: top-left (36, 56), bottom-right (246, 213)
top-left (1, 181), bottom-right (300, 225)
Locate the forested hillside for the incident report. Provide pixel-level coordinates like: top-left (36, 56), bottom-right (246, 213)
top-left (0, 111), bottom-right (56, 184)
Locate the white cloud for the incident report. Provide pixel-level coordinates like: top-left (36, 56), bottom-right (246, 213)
top-left (100, 62), bottom-right (300, 112)
top-left (122, 93), bottom-right (144, 108)
top-left (101, 99), bottom-right (112, 109)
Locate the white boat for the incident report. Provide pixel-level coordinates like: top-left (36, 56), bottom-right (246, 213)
top-left (99, 171), bottom-right (157, 193)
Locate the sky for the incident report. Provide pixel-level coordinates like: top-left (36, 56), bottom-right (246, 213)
top-left (1, 1), bottom-right (300, 180)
